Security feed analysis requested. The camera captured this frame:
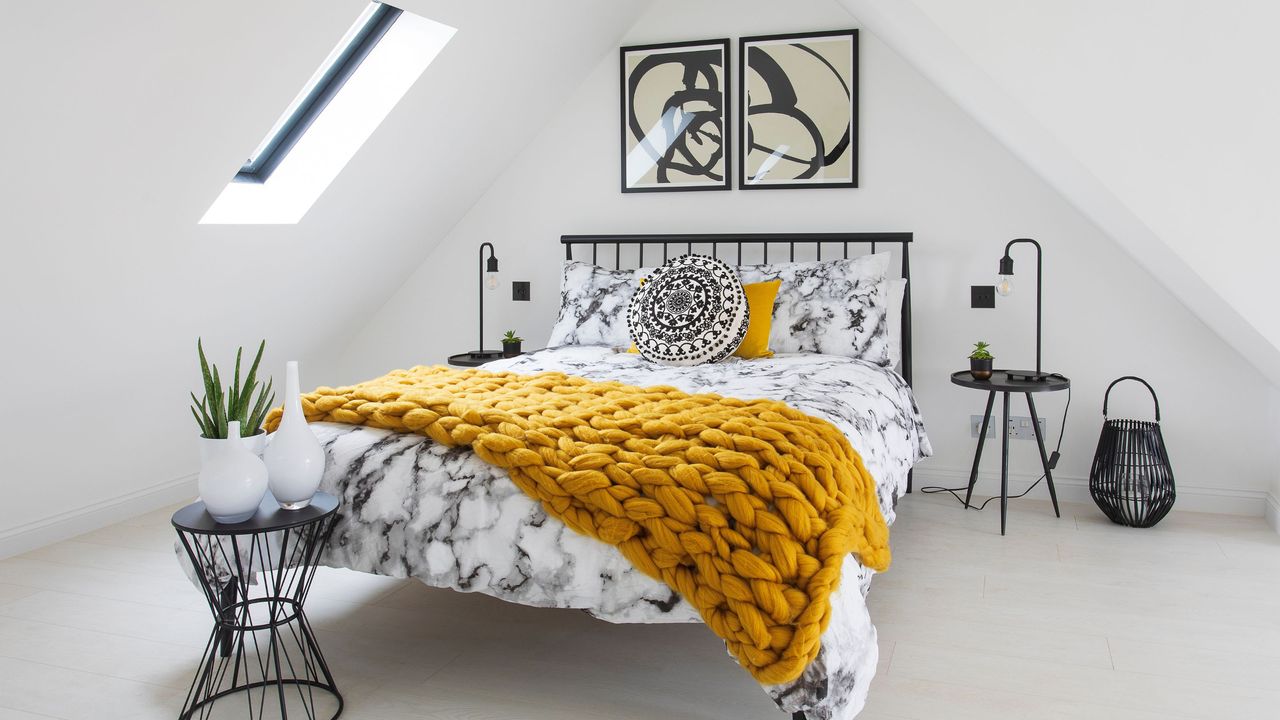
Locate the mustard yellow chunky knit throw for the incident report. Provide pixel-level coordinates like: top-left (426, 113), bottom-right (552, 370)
top-left (264, 366), bottom-right (890, 684)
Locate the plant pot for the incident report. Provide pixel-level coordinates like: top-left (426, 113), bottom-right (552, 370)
top-left (199, 429), bottom-right (267, 461)
top-left (502, 340), bottom-right (522, 358)
top-left (970, 357), bottom-right (993, 380)
top-left (198, 421), bottom-right (269, 524)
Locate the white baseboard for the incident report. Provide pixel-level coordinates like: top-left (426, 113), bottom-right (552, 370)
top-left (3, 469), bottom-right (1273, 558)
top-left (0, 474), bottom-right (198, 560)
top-left (1265, 492), bottom-right (1280, 535)
top-left (911, 466), bottom-right (1268, 518)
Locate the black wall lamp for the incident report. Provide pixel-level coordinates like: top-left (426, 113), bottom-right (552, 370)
top-left (997, 238), bottom-right (1049, 382)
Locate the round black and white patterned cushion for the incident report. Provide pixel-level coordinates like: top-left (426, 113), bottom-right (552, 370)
top-left (627, 254), bottom-right (749, 366)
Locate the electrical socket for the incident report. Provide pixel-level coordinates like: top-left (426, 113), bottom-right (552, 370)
top-left (512, 281), bottom-right (531, 301)
top-left (971, 285), bottom-right (996, 308)
top-left (970, 414), bottom-right (1047, 441)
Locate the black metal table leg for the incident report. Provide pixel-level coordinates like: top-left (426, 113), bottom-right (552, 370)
top-left (964, 391), bottom-right (998, 508)
top-left (217, 581), bottom-right (237, 658)
top-left (1026, 392), bottom-right (1061, 517)
top-left (1000, 391), bottom-right (1010, 536)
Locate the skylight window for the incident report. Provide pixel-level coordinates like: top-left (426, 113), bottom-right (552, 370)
top-left (200, 3), bottom-right (455, 225)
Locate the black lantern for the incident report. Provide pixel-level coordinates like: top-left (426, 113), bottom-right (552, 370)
top-left (1089, 376), bottom-right (1176, 527)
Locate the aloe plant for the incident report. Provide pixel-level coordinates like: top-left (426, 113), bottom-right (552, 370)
top-left (969, 341), bottom-right (994, 361)
top-left (502, 330), bottom-right (523, 343)
top-left (190, 339), bottom-right (275, 439)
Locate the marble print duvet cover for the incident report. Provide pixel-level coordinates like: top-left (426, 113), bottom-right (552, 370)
top-left (186, 347), bottom-right (930, 720)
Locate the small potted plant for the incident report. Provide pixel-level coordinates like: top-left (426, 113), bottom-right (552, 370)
top-left (501, 330), bottom-right (523, 358)
top-left (190, 340), bottom-right (275, 523)
top-left (191, 339), bottom-right (276, 458)
top-left (969, 341), bottom-right (994, 380)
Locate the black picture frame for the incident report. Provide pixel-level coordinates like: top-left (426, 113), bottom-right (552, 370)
top-left (738, 29), bottom-right (859, 190)
top-left (619, 38), bottom-right (731, 193)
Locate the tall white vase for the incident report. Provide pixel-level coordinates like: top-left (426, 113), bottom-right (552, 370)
top-left (198, 421), bottom-right (269, 524)
top-left (264, 361), bottom-right (326, 510)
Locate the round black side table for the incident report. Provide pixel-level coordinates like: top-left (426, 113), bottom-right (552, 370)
top-left (447, 350), bottom-right (507, 367)
top-left (951, 370), bottom-right (1070, 535)
top-left (172, 492), bottom-right (342, 720)
top-left (448, 350), bottom-right (533, 367)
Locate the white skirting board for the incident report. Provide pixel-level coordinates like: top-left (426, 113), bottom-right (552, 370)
top-left (911, 466), bottom-right (1272, 520)
top-left (3, 469), bottom-right (1277, 559)
top-left (0, 474), bottom-right (197, 560)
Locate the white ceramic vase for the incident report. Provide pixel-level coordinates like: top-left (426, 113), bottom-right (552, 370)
top-left (264, 361), bottom-right (326, 510)
top-left (198, 421), bottom-right (269, 524)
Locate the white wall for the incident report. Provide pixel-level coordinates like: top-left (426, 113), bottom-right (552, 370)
top-left (1269, 389), bottom-right (1280, 531)
top-left (0, 0), bottom-right (648, 555)
top-left (908, 0), bottom-right (1280, 352)
top-left (843, 0), bottom-right (1280, 389)
top-left (337, 0), bottom-right (1275, 515)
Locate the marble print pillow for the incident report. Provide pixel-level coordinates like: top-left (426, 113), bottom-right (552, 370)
top-left (737, 252), bottom-right (893, 365)
top-left (546, 260), bottom-right (637, 348)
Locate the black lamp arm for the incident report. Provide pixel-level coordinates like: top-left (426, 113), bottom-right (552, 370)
top-left (1001, 237), bottom-right (1041, 265)
top-left (999, 238), bottom-right (1043, 378)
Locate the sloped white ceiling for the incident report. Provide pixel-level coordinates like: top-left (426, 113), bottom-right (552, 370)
top-left (0, 0), bottom-right (649, 541)
top-left (840, 0), bottom-right (1280, 385)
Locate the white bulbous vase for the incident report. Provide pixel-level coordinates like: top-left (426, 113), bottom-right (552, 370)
top-left (198, 420), bottom-right (269, 524)
top-left (198, 430), bottom-right (267, 462)
top-left (264, 361), bottom-right (326, 510)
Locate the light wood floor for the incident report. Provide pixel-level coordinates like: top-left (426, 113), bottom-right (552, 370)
top-left (0, 492), bottom-right (1277, 719)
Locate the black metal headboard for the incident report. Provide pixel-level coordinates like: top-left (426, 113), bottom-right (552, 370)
top-left (560, 232), bottom-right (914, 389)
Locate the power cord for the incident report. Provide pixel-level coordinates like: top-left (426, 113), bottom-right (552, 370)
top-left (922, 387), bottom-right (1070, 511)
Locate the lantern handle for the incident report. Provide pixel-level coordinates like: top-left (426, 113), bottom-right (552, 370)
top-left (1102, 376), bottom-right (1160, 421)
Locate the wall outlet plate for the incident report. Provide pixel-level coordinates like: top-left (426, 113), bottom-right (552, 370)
top-left (971, 285), bottom-right (996, 308)
top-left (512, 281), bottom-right (530, 301)
top-left (970, 414), bottom-right (1047, 440)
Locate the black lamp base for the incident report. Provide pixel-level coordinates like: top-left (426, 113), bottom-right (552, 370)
top-left (1006, 369), bottom-right (1052, 382)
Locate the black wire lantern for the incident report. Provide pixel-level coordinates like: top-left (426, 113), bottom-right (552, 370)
top-left (1088, 376), bottom-right (1176, 527)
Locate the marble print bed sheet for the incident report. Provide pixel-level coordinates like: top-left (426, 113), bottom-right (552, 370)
top-left (185, 347), bottom-right (931, 720)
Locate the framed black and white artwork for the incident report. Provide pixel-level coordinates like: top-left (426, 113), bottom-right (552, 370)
top-left (620, 39), bottom-right (730, 193)
top-left (739, 29), bottom-right (858, 189)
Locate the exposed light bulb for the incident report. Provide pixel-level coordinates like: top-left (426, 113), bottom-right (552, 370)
top-left (995, 275), bottom-right (1014, 297)
top-left (486, 272), bottom-right (499, 291)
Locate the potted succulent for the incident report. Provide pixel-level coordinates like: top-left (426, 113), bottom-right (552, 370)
top-left (968, 341), bottom-right (994, 380)
top-left (501, 330), bottom-right (523, 358)
top-left (190, 339), bottom-right (276, 458)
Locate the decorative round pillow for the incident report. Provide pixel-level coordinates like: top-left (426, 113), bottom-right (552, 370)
top-left (627, 254), bottom-right (749, 366)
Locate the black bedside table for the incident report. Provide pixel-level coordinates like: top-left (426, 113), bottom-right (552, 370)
top-left (951, 370), bottom-right (1070, 535)
top-left (172, 492), bottom-right (342, 720)
top-left (448, 350), bottom-right (516, 367)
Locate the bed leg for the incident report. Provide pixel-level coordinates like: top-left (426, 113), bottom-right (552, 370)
top-left (791, 713), bottom-right (808, 720)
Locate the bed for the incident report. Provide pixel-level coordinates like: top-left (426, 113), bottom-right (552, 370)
top-left (186, 233), bottom-right (931, 720)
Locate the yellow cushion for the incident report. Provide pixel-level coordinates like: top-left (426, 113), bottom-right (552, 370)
top-left (627, 279), bottom-right (781, 359)
top-left (734, 279), bottom-right (781, 359)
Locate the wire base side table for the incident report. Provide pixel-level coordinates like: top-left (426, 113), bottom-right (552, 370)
top-left (173, 493), bottom-right (342, 720)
